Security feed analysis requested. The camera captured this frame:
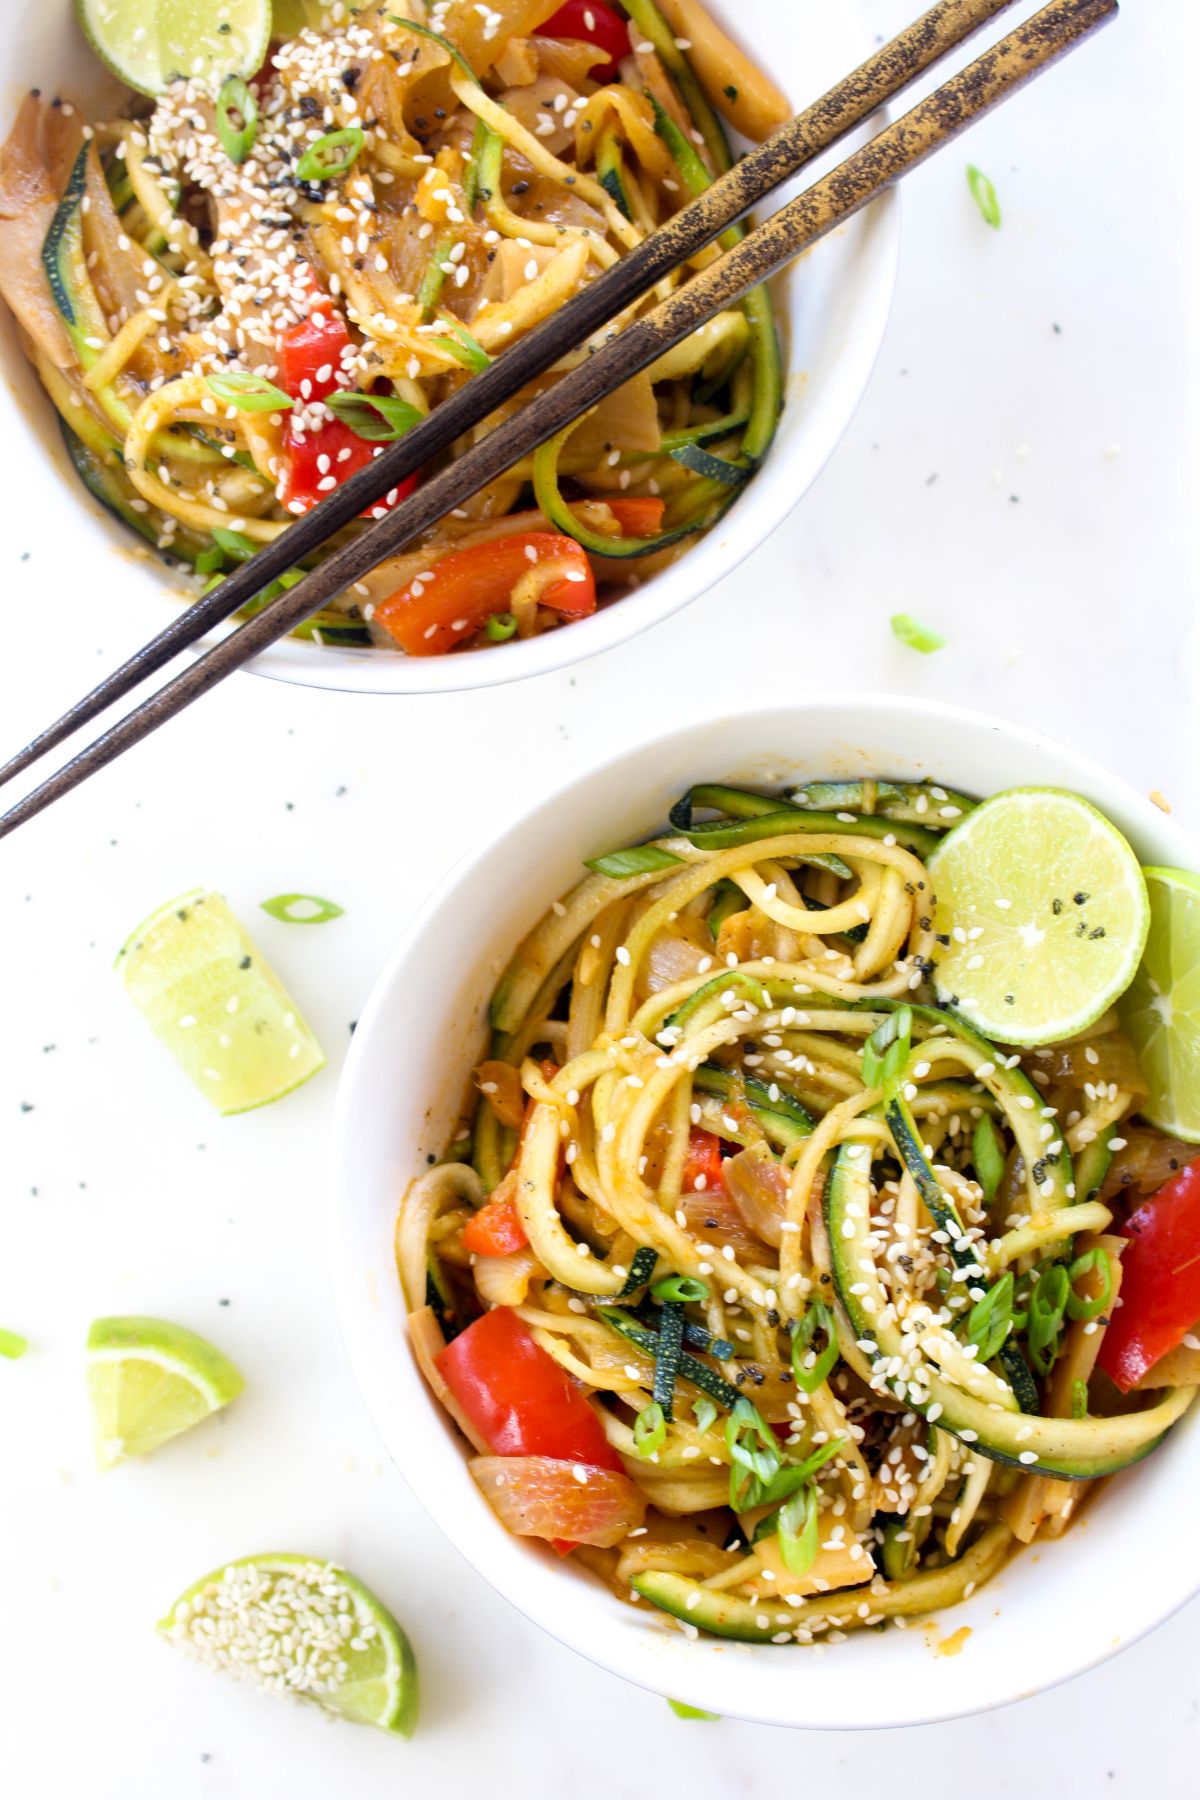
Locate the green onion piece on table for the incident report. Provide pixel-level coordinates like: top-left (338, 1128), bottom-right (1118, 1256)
top-left (891, 613), bottom-right (947, 654)
top-left (0, 1328), bottom-right (29, 1359)
top-left (967, 163), bottom-right (1002, 228)
top-left (260, 893), bottom-right (345, 925)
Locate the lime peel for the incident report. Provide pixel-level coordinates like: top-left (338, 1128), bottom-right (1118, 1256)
top-left (87, 1315), bottom-right (244, 1469)
top-left (160, 1553), bottom-right (418, 1736)
top-left (1119, 866), bottom-right (1200, 1143)
top-left (927, 787), bottom-right (1150, 1046)
top-left (75, 0), bottom-right (272, 98)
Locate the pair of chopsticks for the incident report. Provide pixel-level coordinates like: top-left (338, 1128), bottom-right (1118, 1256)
top-left (0, 0), bottom-right (1116, 839)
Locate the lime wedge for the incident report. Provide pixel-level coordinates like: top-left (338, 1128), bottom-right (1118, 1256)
top-left (1119, 867), bottom-right (1200, 1142)
top-left (160, 1554), bottom-right (418, 1736)
top-left (927, 788), bottom-right (1150, 1045)
top-left (87, 1315), bottom-right (244, 1469)
top-left (117, 889), bottom-right (325, 1115)
top-left (75, 0), bottom-right (272, 97)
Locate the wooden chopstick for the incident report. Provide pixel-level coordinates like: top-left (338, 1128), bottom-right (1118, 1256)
top-left (0, 0), bottom-right (1115, 840)
top-left (0, 0), bottom-right (1022, 795)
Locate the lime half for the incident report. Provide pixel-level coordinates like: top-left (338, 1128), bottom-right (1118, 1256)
top-left (161, 1554), bottom-right (418, 1736)
top-left (117, 889), bottom-right (324, 1115)
top-left (927, 788), bottom-right (1150, 1045)
top-left (1119, 867), bottom-right (1200, 1142)
top-left (75, 0), bottom-right (272, 97)
top-left (87, 1315), bottom-right (244, 1469)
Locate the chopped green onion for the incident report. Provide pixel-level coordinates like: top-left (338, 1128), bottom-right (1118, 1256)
top-left (194, 545), bottom-right (225, 576)
top-left (1027, 1263), bottom-right (1070, 1376)
top-left (325, 390), bottom-right (423, 442)
top-left (485, 612), bottom-right (518, 643)
top-left (692, 1397), bottom-right (717, 1435)
top-left (967, 163), bottom-right (1002, 229)
top-left (215, 74), bottom-right (258, 164)
top-left (966, 1272), bottom-right (1014, 1364)
top-left (862, 1005), bottom-right (912, 1091)
top-left (667, 1700), bottom-right (719, 1720)
top-left (436, 317), bottom-right (493, 374)
top-left (200, 574), bottom-right (225, 596)
top-left (633, 1400), bottom-right (667, 1458)
top-left (725, 1397), bottom-right (780, 1509)
top-left (972, 1114), bottom-right (1007, 1205)
top-left (585, 844), bottom-right (685, 878)
top-left (777, 1482), bottom-right (820, 1576)
top-left (1072, 1378), bottom-right (1089, 1420)
top-left (890, 613), bottom-right (946, 654)
top-left (651, 1274), bottom-right (709, 1305)
top-left (752, 1435), bottom-right (845, 1513)
top-left (620, 1247), bottom-right (658, 1296)
top-left (295, 127), bottom-right (365, 183)
top-left (0, 1328), bottom-right (28, 1359)
top-left (211, 526), bottom-right (257, 562)
top-left (204, 370), bottom-right (294, 413)
top-left (653, 1300), bottom-right (684, 1421)
top-left (1066, 1247), bottom-right (1114, 1321)
top-left (260, 893), bottom-right (345, 925)
top-left (790, 1302), bottom-right (838, 1394)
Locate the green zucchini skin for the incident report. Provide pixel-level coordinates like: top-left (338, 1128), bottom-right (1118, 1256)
top-left (42, 145), bottom-right (90, 338)
top-left (58, 420), bottom-right (202, 567)
top-left (682, 808), bottom-right (941, 860)
top-left (824, 1139), bottom-right (1190, 1480)
top-left (789, 780), bottom-right (977, 828)
top-left (632, 1521), bottom-right (1014, 1642)
top-left (691, 1064), bottom-right (814, 1151)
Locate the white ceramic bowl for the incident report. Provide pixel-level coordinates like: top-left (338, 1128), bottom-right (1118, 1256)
top-left (333, 695), bottom-right (1200, 1728)
top-left (0, 0), bottom-right (897, 695)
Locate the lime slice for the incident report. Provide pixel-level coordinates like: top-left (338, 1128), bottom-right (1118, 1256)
top-left (160, 1553), bottom-right (418, 1736)
top-left (1119, 867), bottom-right (1200, 1142)
top-left (75, 0), bottom-right (272, 97)
top-left (117, 889), bottom-right (324, 1115)
top-left (927, 788), bottom-right (1150, 1045)
top-left (87, 1315), bottom-right (244, 1469)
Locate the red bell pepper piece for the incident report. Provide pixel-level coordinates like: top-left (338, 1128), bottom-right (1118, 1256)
top-left (462, 1191), bottom-right (529, 1258)
top-left (542, 0), bottom-right (631, 82)
top-left (683, 1128), bottom-right (725, 1194)
top-left (374, 531), bottom-right (596, 655)
top-left (1096, 1156), bottom-right (1200, 1393)
top-left (277, 310), bottom-right (419, 517)
top-left (436, 1307), bottom-right (622, 1468)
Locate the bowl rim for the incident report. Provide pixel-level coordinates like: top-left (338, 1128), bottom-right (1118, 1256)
top-left (0, 0), bottom-right (900, 697)
top-left (331, 691), bottom-right (1200, 1728)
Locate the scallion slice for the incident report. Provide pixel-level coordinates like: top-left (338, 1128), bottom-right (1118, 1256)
top-left (0, 1328), bottom-right (28, 1360)
top-left (585, 844), bottom-right (684, 878)
top-left (667, 1699), bottom-right (719, 1721)
top-left (634, 1400), bottom-right (668, 1458)
top-left (260, 893), bottom-right (345, 925)
top-left (777, 1482), bottom-right (820, 1576)
top-left (967, 163), bottom-right (1002, 229)
top-left (215, 75), bottom-right (258, 165)
top-left (295, 127), bottom-right (365, 183)
top-left (205, 371), bottom-right (294, 412)
top-left (651, 1274), bottom-right (709, 1305)
top-left (966, 1272), bottom-right (1014, 1363)
top-left (890, 613), bottom-right (946, 654)
top-left (325, 390), bottom-right (423, 442)
top-left (790, 1302), bottom-right (838, 1394)
top-left (1066, 1247), bottom-right (1113, 1321)
top-left (436, 318), bottom-right (492, 374)
top-left (485, 612), bottom-right (518, 643)
top-left (972, 1113), bottom-right (1007, 1204)
top-left (211, 526), bottom-right (257, 562)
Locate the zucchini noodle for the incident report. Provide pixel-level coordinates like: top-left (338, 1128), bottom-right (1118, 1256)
top-left (0, 0), bottom-right (788, 654)
top-left (399, 774), bottom-right (1198, 1646)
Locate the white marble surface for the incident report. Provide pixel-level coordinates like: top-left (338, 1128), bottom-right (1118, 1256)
top-left (2, 2), bottom-right (1198, 1793)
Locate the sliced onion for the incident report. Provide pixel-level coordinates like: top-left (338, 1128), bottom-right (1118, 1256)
top-left (722, 1146), bottom-right (789, 1248)
top-left (641, 929), bottom-right (711, 995)
top-left (469, 1455), bottom-right (646, 1547)
top-left (1101, 1128), bottom-right (1199, 1206)
top-left (474, 1059), bottom-right (526, 1129)
top-left (473, 1247), bottom-right (541, 1308)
